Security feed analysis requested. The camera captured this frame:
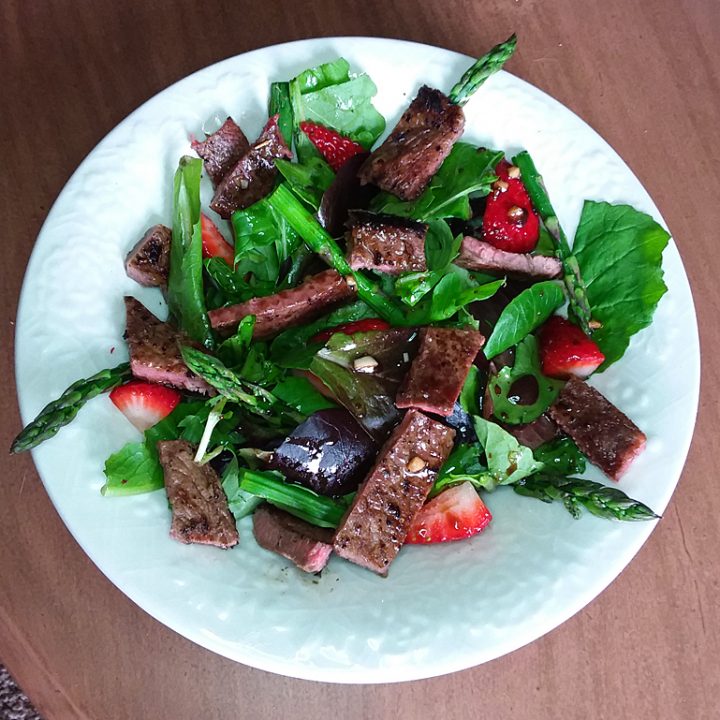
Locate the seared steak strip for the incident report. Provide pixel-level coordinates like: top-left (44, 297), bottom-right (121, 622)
top-left (396, 328), bottom-right (485, 416)
top-left (457, 236), bottom-right (562, 279)
top-left (548, 376), bottom-right (646, 481)
top-left (252, 504), bottom-right (334, 573)
top-left (208, 269), bottom-right (357, 338)
top-left (333, 409), bottom-right (455, 575)
top-left (124, 297), bottom-right (213, 394)
top-left (358, 86), bottom-right (465, 201)
top-left (210, 115), bottom-right (292, 219)
top-left (124, 224), bottom-right (171, 288)
top-left (346, 210), bottom-right (427, 275)
top-left (158, 439), bottom-right (239, 548)
top-left (191, 117), bottom-right (250, 187)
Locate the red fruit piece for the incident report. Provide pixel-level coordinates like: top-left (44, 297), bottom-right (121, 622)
top-left (110, 381), bottom-right (181, 432)
top-left (299, 121), bottom-right (365, 171)
top-left (539, 316), bottom-right (606, 380)
top-left (405, 482), bottom-right (492, 544)
top-left (201, 214), bottom-right (235, 266)
top-left (482, 159), bottom-right (540, 253)
top-left (310, 318), bottom-right (391, 344)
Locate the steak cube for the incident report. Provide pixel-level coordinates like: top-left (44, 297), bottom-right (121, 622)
top-left (124, 224), bottom-right (171, 288)
top-left (548, 376), bottom-right (647, 480)
top-left (457, 236), bottom-right (562, 279)
top-left (210, 115), bottom-right (292, 218)
top-left (396, 327), bottom-right (485, 416)
top-left (158, 439), bottom-right (239, 548)
top-left (346, 211), bottom-right (427, 274)
top-left (191, 117), bottom-right (250, 187)
top-left (208, 269), bottom-right (357, 338)
top-left (358, 86), bottom-right (465, 201)
top-left (124, 297), bottom-right (212, 394)
top-left (252, 504), bottom-right (334, 573)
top-left (333, 409), bottom-right (455, 575)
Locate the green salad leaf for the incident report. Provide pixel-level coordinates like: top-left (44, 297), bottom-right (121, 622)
top-left (532, 437), bottom-right (587, 476)
top-left (424, 219), bottom-right (462, 271)
top-left (272, 376), bottom-right (337, 415)
top-left (572, 200), bottom-right (670, 369)
top-left (168, 156), bottom-right (213, 347)
top-left (269, 81), bottom-right (293, 145)
top-left (221, 454), bottom-right (264, 520)
top-left (275, 157), bottom-right (334, 210)
top-left (483, 281), bottom-right (564, 359)
top-left (372, 144), bottom-right (502, 220)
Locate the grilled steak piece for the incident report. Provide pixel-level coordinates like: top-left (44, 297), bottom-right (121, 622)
top-left (124, 297), bottom-right (212, 394)
top-left (457, 236), bottom-right (562, 279)
top-left (208, 269), bottom-right (357, 337)
top-left (210, 115), bottom-right (292, 218)
top-left (157, 439), bottom-right (239, 548)
top-left (191, 117), bottom-right (250, 187)
top-left (358, 86), bottom-right (465, 201)
top-left (346, 211), bottom-right (427, 274)
top-left (333, 409), bottom-right (455, 575)
top-left (268, 409), bottom-right (377, 496)
top-left (548, 376), bottom-right (646, 480)
top-left (124, 224), bottom-right (171, 288)
top-left (252, 504), bottom-right (334, 573)
top-left (396, 328), bottom-right (485, 417)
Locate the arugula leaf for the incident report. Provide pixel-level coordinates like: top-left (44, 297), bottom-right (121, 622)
top-left (487, 335), bottom-right (563, 424)
top-left (572, 201), bottom-right (670, 369)
top-left (275, 157), bottom-right (334, 210)
top-left (483, 281), bottom-right (564, 359)
top-left (272, 376), bottom-right (337, 415)
top-left (533, 437), bottom-right (587, 476)
top-left (473, 416), bottom-right (544, 489)
top-left (424, 219), bottom-right (462, 271)
top-left (372, 144), bottom-right (502, 221)
top-left (217, 316), bottom-right (256, 368)
top-left (168, 156), bottom-right (213, 347)
top-left (269, 81), bottom-right (293, 145)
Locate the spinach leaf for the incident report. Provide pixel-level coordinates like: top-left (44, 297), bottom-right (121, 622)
top-left (394, 269), bottom-right (445, 307)
top-left (275, 157), bottom-right (334, 210)
top-left (431, 443), bottom-right (492, 497)
top-left (272, 376), bottom-right (337, 415)
top-left (204, 257), bottom-right (274, 307)
top-left (424, 219), bottom-right (462, 270)
top-left (459, 365), bottom-right (482, 416)
top-left (372, 144), bottom-right (502, 221)
top-left (487, 335), bottom-right (563, 424)
top-left (483, 281), bottom-right (564, 359)
top-left (294, 58), bottom-right (350, 93)
top-left (572, 201), bottom-right (670, 369)
top-left (168, 156), bottom-right (213, 347)
top-left (269, 81), bottom-right (293, 145)
top-left (533, 437), bottom-right (587, 476)
top-left (217, 316), bottom-right (256, 368)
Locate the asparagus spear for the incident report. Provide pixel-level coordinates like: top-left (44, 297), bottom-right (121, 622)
top-left (269, 81), bottom-right (293, 146)
top-left (448, 34), bottom-right (518, 106)
top-left (513, 473), bottom-right (659, 521)
top-left (512, 151), bottom-right (593, 333)
top-left (11, 362), bottom-right (132, 453)
top-left (239, 468), bottom-right (350, 528)
top-left (266, 184), bottom-right (407, 325)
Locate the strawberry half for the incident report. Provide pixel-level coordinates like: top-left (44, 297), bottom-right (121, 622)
top-left (405, 482), bottom-right (492, 544)
top-left (310, 318), bottom-right (391, 344)
top-left (299, 121), bottom-right (364, 171)
top-left (482, 159), bottom-right (540, 253)
top-left (109, 381), bottom-right (181, 432)
top-left (201, 213), bottom-right (235, 266)
top-left (538, 316), bottom-right (606, 379)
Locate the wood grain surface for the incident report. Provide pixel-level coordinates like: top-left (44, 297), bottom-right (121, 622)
top-left (2, 1), bottom-right (718, 718)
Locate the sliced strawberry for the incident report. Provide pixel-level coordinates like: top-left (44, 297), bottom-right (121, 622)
top-left (201, 213), bottom-right (235, 266)
top-left (299, 121), bottom-right (364, 171)
top-left (405, 482), bottom-right (492, 544)
top-left (482, 159), bottom-right (540, 253)
top-left (310, 318), bottom-right (391, 344)
top-left (109, 381), bottom-right (181, 432)
top-left (538, 316), bottom-right (606, 379)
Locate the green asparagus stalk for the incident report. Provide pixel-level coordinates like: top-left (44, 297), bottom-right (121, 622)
top-left (448, 34), bottom-right (518, 106)
top-left (180, 346), bottom-right (303, 427)
top-left (269, 81), bottom-right (294, 146)
top-left (239, 468), bottom-right (349, 528)
top-left (513, 473), bottom-right (659, 521)
top-left (11, 362), bottom-right (132, 453)
top-left (512, 151), bottom-right (593, 333)
top-left (266, 184), bottom-right (407, 325)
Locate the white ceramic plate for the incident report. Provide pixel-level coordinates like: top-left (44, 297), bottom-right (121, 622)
top-left (15, 37), bottom-right (699, 683)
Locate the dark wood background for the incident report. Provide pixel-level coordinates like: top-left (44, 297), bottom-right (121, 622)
top-left (2, 1), bottom-right (719, 718)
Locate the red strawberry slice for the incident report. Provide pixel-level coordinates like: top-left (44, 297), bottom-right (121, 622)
top-left (299, 121), bottom-right (365, 171)
top-left (201, 213), bottom-right (235, 266)
top-left (405, 482), bottom-right (492, 544)
top-left (310, 318), bottom-right (391, 344)
top-left (110, 381), bottom-right (181, 432)
top-left (538, 316), bottom-right (606, 379)
top-left (482, 159), bottom-right (540, 253)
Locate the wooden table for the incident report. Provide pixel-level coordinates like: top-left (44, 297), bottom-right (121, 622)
top-left (2, 1), bottom-right (718, 718)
